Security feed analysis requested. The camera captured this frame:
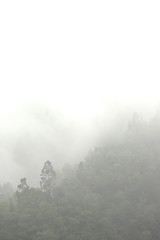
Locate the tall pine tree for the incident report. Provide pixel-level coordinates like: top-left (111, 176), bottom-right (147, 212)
top-left (40, 161), bottom-right (56, 198)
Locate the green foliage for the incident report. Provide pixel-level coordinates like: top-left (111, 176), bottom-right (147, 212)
top-left (40, 161), bottom-right (56, 199)
top-left (1, 114), bottom-right (160, 239)
top-left (17, 178), bottom-right (29, 193)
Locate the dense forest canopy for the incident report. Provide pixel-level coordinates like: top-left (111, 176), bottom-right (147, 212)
top-left (1, 113), bottom-right (160, 240)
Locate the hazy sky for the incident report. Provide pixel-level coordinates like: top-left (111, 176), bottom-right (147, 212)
top-left (0, 0), bottom-right (160, 186)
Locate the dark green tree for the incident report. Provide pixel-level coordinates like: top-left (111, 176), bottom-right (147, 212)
top-left (17, 178), bottom-right (29, 192)
top-left (40, 161), bottom-right (56, 198)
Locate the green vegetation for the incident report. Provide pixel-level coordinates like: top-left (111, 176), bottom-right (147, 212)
top-left (1, 113), bottom-right (160, 240)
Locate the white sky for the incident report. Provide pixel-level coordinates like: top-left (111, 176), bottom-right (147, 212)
top-left (0, 0), bottom-right (160, 185)
top-left (0, 0), bottom-right (160, 120)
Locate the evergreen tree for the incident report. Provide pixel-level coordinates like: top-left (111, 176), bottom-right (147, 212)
top-left (17, 178), bottom-right (29, 192)
top-left (40, 161), bottom-right (56, 198)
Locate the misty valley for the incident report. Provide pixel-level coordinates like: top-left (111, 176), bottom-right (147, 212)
top-left (1, 112), bottom-right (160, 240)
top-left (0, 0), bottom-right (159, 238)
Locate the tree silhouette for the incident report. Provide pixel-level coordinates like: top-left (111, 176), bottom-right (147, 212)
top-left (17, 178), bottom-right (29, 192)
top-left (40, 161), bottom-right (56, 198)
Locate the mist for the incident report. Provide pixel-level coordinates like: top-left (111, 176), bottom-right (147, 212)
top-left (0, 0), bottom-right (160, 188)
top-left (0, 97), bottom-right (158, 187)
top-left (1, 1), bottom-right (160, 239)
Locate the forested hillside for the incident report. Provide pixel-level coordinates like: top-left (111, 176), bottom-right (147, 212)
top-left (1, 113), bottom-right (160, 240)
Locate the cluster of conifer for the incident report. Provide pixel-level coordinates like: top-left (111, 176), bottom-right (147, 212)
top-left (1, 113), bottom-right (160, 239)
top-left (17, 161), bottom-right (56, 198)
